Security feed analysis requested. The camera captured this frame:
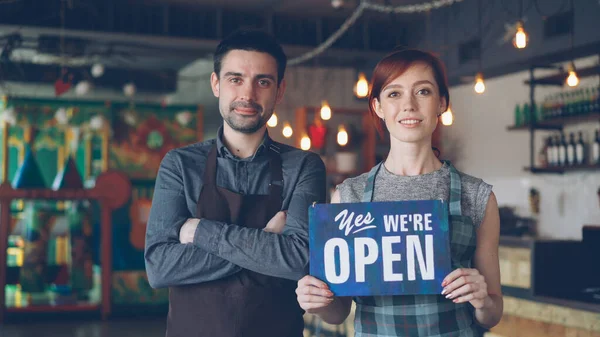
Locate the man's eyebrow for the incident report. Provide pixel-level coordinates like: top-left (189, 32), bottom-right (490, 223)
top-left (223, 72), bottom-right (243, 77)
top-left (255, 74), bottom-right (276, 81)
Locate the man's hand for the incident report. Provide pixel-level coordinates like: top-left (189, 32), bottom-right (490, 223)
top-left (179, 218), bottom-right (200, 244)
top-left (263, 211), bottom-right (287, 234)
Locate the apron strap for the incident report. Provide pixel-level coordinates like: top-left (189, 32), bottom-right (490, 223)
top-left (362, 162), bottom-right (383, 202)
top-left (267, 143), bottom-right (284, 197)
top-left (443, 160), bottom-right (463, 216)
top-left (203, 143), bottom-right (218, 184)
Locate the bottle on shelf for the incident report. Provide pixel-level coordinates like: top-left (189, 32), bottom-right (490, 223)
top-left (575, 89), bottom-right (583, 115)
top-left (567, 132), bottom-right (576, 166)
top-left (593, 129), bottom-right (600, 165)
top-left (558, 133), bottom-right (567, 167)
top-left (538, 85), bottom-right (600, 121)
top-left (540, 96), bottom-right (549, 120)
top-left (514, 104), bottom-right (523, 126)
top-left (573, 89), bottom-right (582, 115)
top-left (554, 93), bottom-right (562, 118)
top-left (523, 103), bottom-right (531, 124)
top-left (553, 135), bottom-right (560, 166)
top-left (576, 131), bottom-right (585, 166)
top-left (565, 91), bottom-right (574, 116)
top-left (546, 136), bottom-right (555, 166)
top-left (534, 102), bottom-right (542, 122)
top-left (584, 87), bottom-right (593, 114)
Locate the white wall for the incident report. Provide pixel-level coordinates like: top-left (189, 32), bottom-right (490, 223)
top-left (444, 55), bottom-right (600, 240)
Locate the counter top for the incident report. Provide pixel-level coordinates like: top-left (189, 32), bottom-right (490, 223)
top-left (502, 286), bottom-right (600, 314)
top-left (499, 235), bottom-right (580, 248)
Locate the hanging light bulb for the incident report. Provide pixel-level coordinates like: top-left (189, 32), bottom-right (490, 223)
top-left (441, 107), bottom-right (454, 126)
top-left (320, 101), bottom-right (331, 120)
top-left (331, 0), bottom-right (343, 9)
top-left (123, 82), bottom-right (136, 97)
top-left (337, 125), bottom-right (348, 146)
top-left (282, 122), bottom-right (293, 138)
top-left (75, 81), bottom-right (92, 96)
top-left (566, 62), bottom-right (579, 87)
top-left (300, 134), bottom-right (311, 150)
top-left (267, 113), bottom-right (278, 127)
top-left (354, 72), bottom-right (369, 98)
top-left (474, 73), bottom-right (485, 94)
top-left (91, 63), bottom-right (105, 78)
top-left (513, 21), bottom-right (528, 49)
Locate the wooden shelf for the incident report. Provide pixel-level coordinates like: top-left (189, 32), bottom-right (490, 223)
top-left (507, 124), bottom-right (562, 131)
top-left (524, 65), bottom-right (600, 86)
top-left (507, 112), bottom-right (600, 131)
top-left (524, 164), bottom-right (600, 174)
top-left (6, 303), bottom-right (100, 313)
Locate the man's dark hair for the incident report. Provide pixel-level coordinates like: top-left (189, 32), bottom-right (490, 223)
top-left (213, 29), bottom-right (287, 86)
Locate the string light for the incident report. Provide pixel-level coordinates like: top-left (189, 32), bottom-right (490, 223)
top-left (474, 73), bottom-right (485, 94)
top-left (513, 21), bottom-right (528, 49)
top-left (441, 107), bottom-right (454, 126)
top-left (566, 62), bottom-right (579, 87)
top-left (282, 122), bottom-right (293, 138)
top-left (300, 135), bottom-right (311, 150)
top-left (91, 63), bottom-right (104, 78)
top-left (354, 72), bottom-right (369, 98)
top-left (267, 113), bottom-right (278, 127)
top-left (337, 125), bottom-right (348, 146)
top-left (320, 101), bottom-right (332, 120)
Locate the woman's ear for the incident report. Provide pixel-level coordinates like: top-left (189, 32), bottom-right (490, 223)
top-left (372, 98), bottom-right (384, 119)
top-left (439, 96), bottom-right (448, 115)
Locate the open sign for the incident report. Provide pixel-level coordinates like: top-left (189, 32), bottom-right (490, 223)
top-left (309, 200), bottom-right (451, 296)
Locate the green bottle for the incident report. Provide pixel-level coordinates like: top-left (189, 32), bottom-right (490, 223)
top-left (514, 104), bottom-right (522, 126)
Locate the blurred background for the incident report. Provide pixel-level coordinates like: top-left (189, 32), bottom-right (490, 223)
top-left (0, 0), bottom-right (599, 336)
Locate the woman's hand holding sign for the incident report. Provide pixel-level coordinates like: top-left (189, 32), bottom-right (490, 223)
top-left (296, 275), bottom-right (352, 325)
top-left (296, 275), bottom-right (334, 312)
top-left (442, 268), bottom-right (488, 308)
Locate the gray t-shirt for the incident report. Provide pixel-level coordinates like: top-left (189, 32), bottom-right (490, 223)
top-left (337, 161), bottom-right (492, 228)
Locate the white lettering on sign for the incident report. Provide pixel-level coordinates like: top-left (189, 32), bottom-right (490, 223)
top-left (335, 209), bottom-right (376, 236)
top-left (382, 236), bottom-right (403, 281)
top-left (383, 213), bottom-right (433, 233)
top-left (354, 238), bottom-right (379, 282)
top-left (324, 238), bottom-right (350, 284)
top-left (407, 235), bottom-right (434, 281)
top-left (322, 235), bottom-right (435, 284)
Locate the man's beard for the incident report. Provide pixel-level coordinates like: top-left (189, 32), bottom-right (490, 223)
top-left (223, 101), bottom-right (270, 134)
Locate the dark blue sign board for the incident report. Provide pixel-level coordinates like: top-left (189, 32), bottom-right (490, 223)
top-left (309, 200), bottom-right (451, 297)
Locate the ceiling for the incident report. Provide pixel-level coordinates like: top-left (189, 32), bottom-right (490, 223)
top-left (146, 0), bottom-right (428, 16)
top-left (0, 0), bottom-right (430, 93)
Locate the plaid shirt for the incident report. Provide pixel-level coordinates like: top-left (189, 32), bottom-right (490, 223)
top-left (352, 161), bottom-right (480, 337)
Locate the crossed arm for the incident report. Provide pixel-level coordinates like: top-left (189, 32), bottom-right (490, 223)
top-left (144, 150), bottom-right (326, 288)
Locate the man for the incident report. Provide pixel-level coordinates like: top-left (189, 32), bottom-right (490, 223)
top-left (144, 29), bottom-right (326, 337)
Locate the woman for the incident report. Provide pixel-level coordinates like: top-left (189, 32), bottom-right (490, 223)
top-left (297, 49), bottom-right (503, 336)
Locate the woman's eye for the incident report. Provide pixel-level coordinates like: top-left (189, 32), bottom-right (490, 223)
top-left (417, 88), bottom-right (431, 95)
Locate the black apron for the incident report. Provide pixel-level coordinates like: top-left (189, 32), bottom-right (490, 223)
top-left (166, 143), bottom-right (304, 337)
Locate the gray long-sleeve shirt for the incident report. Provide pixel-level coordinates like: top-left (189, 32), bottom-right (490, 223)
top-left (144, 128), bottom-right (326, 288)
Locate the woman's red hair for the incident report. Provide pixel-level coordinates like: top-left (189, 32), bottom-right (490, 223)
top-left (368, 48), bottom-right (450, 137)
